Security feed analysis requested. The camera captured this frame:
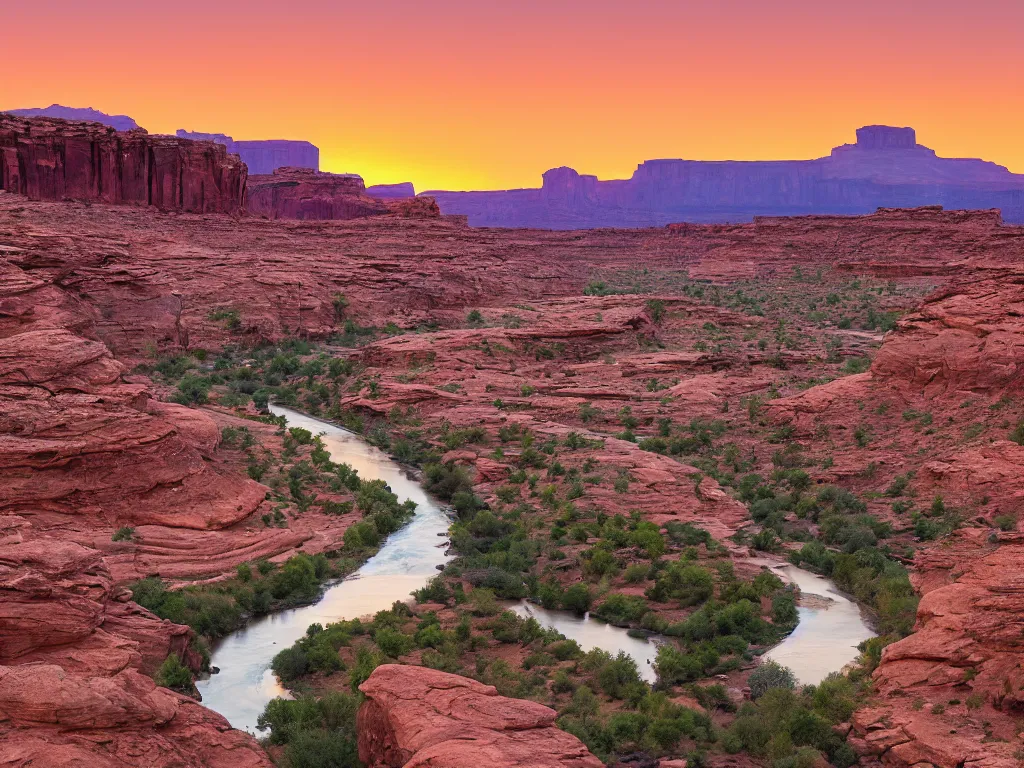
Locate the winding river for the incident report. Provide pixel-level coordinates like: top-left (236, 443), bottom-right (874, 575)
top-left (197, 406), bottom-right (875, 733)
top-left (196, 406), bottom-right (453, 733)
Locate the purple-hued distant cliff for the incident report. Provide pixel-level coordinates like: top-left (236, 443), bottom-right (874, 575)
top-left (426, 126), bottom-right (1024, 227)
top-left (365, 182), bottom-right (416, 199)
top-left (6, 105), bottom-right (141, 132)
top-left (176, 129), bottom-right (319, 175)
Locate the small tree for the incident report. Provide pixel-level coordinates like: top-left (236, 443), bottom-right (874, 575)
top-left (748, 660), bottom-right (796, 698)
top-left (112, 526), bottom-right (135, 542)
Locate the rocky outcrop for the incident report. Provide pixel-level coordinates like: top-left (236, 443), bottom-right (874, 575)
top-left (176, 129), bottom-right (319, 174)
top-left (871, 274), bottom-right (1024, 397)
top-left (0, 526), bottom-right (272, 767)
top-left (427, 125), bottom-right (1024, 227)
top-left (0, 114), bottom-right (246, 213)
top-left (246, 167), bottom-right (390, 220)
top-left (357, 665), bottom-right (603, 767)
top-left (246, 167), bottom-right (441, 221)
top-left (6, 104), bottom-right (141, 132)
top-left (855, 125), bottom-right (917, 150)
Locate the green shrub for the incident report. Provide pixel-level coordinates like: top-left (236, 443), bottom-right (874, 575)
top-left (561, 583), bottom-right (593, 615)
top-left (748, 660), bottom-right (796, 698)
top-left (154, 654), bottom-right (192, 691)
top-left (373, 627), bottom-right (414, 658)
top-left (592, 593), bottom-right (649, 625)
top-left (112, 526), bottom-right (135, 542)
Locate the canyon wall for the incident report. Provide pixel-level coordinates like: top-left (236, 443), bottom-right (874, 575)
top-left (0, 114), bottom-right (246, 213)
top-left (176, 129), bottom-right (319, 174)
top-left (427, 125), bottom-right (1024, 228)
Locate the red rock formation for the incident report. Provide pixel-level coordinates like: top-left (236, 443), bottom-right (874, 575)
top-left (764, 266), bottom-right (1024, 767)
top-left (0, 114), bottom-right (246, 213)
top-left (1, 197), bottom-right (1023, 767)
top-left (357, 665), bottom-right (603, 767)
top-left (246, 167), bottom-right (391, 220)
top-left (0, 526), bottom-right (272, 767)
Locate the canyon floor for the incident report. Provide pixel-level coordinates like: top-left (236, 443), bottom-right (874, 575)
top-left (1, 196), bottom-right (1023, 768)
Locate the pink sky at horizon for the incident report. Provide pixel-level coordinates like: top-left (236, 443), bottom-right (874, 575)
top-left (5, 0), bottom-right (1023, 190)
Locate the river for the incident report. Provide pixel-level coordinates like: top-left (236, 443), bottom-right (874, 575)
top-left (509, 600), bottom-right (660, 683)
top-left (196, 406), bottom-right (875, 733)
top-left (762, 562), bottom-right (876, 684)
top-left (195, 406), bottom-right (453, 733)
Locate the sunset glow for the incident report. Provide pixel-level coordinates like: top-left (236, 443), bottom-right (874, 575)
top-left (6, 0), bottom-right (1023, 190)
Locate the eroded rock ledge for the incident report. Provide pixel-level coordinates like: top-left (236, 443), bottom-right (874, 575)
top-left (357, 665), bottom-right (603, 767)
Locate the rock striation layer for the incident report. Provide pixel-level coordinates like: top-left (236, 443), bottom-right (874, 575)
top-left (357, 665), bottom-right (603, 767)
top-left (0, 114), bottom-right (246, 213)
top-left (427, 125), bottom-right (1024, 227)
top-left (766, 268), bottom-right (1024, 768)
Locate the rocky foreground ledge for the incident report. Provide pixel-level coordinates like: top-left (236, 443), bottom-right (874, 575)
top-left (357, 665), bottom-right (603, 767)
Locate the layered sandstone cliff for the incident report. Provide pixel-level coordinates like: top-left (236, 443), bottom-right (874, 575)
top-left (0, 114), bottom-right (246, 213)
top-left (765, 266), bottom-right (1024, 768)
top-left (357, 665), bottom-right (603, 767)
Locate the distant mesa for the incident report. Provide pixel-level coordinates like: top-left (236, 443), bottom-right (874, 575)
top-left (5, 104), bottom-right (141, 132)
top-left (854, 125), bottom-right (917, 150)
top-left (176, 129), bottom-right (319, 175)
top-left (365, 181), bottom-right (416, 199)
top-left (427, 125), bottom-right (1024, 228)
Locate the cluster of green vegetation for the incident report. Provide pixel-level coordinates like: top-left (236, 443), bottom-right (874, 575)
top-left (130, 553), bottom-right (347, 651)
top-left (722, 670), bottom-right (860, 768)
top-left (257, 691), bottom-right (361, 767)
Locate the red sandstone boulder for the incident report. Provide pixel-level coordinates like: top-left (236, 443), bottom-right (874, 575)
top-left (358, 665), bottom-right (603, 767)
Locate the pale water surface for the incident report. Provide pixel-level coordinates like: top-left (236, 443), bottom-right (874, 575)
top-left (510, 600), bottom-right (660, 683)
top-left (763, 563), bottom-right (876, 685)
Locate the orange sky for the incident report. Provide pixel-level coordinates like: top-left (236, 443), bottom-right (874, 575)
top-left (5, 0), bottom-right (1024, 190)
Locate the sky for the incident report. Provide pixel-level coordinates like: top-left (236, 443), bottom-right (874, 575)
top-left (5, 0), bottom-right (1024, 190)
